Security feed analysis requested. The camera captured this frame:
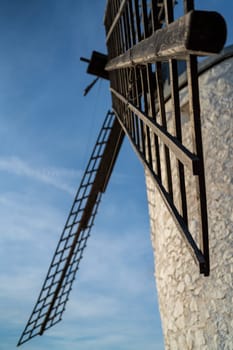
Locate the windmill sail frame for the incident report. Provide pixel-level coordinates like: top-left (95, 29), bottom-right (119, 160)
top-left (104, 0), bottom-right (226, 276)
top-left (17, 111), bottom-right (124, 346)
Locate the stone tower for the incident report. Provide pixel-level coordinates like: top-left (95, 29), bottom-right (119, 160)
top-left (145, 47), bottom-right (233, 349)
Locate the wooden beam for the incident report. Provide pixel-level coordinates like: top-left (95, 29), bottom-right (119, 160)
top-left (105, 10), bottom-right (226, 71)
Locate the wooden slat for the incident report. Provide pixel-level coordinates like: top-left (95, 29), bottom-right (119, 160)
top-left (106, 10), bottom-right (226, 70)
top-left (110, 87), bottom-right (200, 174)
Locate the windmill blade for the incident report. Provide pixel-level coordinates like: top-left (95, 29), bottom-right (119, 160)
top-left (104, 0), bottom-right (226, 277)
top-left (17, 111), bottom-right (124, 346)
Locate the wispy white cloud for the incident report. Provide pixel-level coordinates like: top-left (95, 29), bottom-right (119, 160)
top-left (0, 156), bottom-right (80, 195)
top-left (0, 191), bottom-right (64, 327)
top-left (0, 192), bottom-right (63, 242)
top-left (0, 186), bottom-right (162, 349)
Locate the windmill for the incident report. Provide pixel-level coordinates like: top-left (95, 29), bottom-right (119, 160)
top-left (17, 0), bottom-right (226, 346)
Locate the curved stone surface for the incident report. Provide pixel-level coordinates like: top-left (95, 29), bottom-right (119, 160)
top-left (145, 54), bottom-right (233, 349)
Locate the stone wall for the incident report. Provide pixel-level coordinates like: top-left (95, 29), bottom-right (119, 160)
top-left (145, 56), bottom-right (233, 349)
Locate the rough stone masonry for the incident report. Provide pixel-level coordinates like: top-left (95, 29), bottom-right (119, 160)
top-left (145, 54), bottom-right (233, 349)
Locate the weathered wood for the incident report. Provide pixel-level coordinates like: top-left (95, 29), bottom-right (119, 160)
top-left (110, 87), bottom-right (200, 175)
top-left (105, 0), bottom-right (128, 43)
top-left (106, 10), bottom-right (226, 71)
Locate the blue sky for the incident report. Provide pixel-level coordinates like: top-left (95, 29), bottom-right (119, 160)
top-left (0, 1), bottom-right (232, 350)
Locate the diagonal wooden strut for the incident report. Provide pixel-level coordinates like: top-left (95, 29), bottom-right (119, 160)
top-left (113, 108), bottom-right (206, 270)
top-left (17, 111), bottom-right (124, 346)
